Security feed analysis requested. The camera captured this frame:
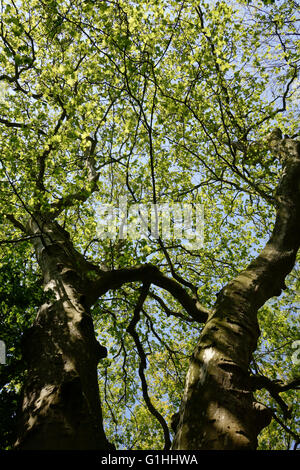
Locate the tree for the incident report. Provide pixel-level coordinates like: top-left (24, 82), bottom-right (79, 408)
top-left (0, 0), bottom-right (299, 450)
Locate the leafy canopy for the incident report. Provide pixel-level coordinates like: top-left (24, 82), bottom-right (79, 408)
top-left (0, 0), bottom-right (299, 449)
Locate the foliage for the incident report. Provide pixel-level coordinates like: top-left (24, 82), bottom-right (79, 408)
top-left (0, 0), bottom-right (299, 449)
top-left (0, 245), bottom-right (45, 449)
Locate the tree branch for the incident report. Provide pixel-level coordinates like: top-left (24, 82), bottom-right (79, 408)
top-left (271, 411), bottom-right (300, 446)
top-left (49, 184), bottom-right (98, 217)
top-left (250, 375), bottom-right (300, 419)
top-left (217, 135), bottom-right (300, 311)
top-left (89, 263), bottom-right (210, 322)
top-left (0, 233), bottom-right (42, 245)
top-left (126, 282), bottom-right (171, 450)
top-left (149, 290), bottom-right (196, 323)
top-left (5, 214), bottom-right (26, 232)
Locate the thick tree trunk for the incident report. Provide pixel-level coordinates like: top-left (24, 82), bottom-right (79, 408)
top-left (172, 137), bottom-right (300, 449)
top-left (171, 291), bottom-right (271, 449)
top-left (14, 217), bottom-right (111, 450)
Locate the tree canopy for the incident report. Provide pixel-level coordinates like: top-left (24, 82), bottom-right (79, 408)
top-left (0, 0), bottom-right (299, 450)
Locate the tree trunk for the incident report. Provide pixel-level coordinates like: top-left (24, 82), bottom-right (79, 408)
top-left (14, 217), bottom-right (111, 450)
top-left (172, 137), bottom-right (300, 449)
top-left (171, 290), bottom-right (271, 449)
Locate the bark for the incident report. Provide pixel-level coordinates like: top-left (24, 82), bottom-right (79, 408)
top-left (172, 137), bottom-right (300, 449)
top-left (14, 217), bottom-right (111, 450)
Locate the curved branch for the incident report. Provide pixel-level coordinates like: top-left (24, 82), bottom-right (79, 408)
top-left (126, 282), bottom-right (171, 450)
top-left (89, 263), bottom-right (210, 322)
top-left (250, 375), bottom-right (300, 419)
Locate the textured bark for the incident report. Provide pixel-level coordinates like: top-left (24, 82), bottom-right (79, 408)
top-left (14, 217), bottom-right (111, 450)
top-left (171, 291), bottom-right (271, 449)
top-left (172, 137), bottom-right (300, 449)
